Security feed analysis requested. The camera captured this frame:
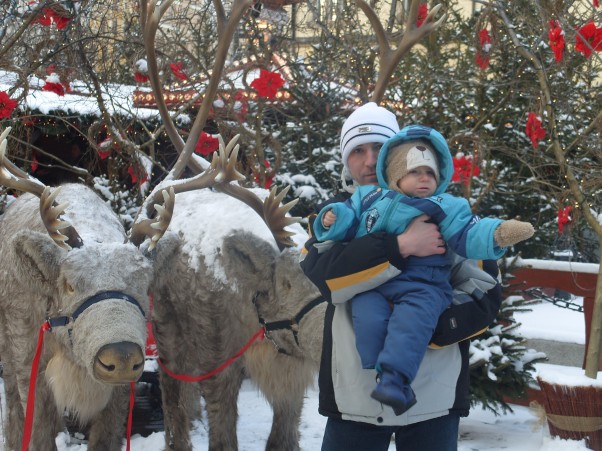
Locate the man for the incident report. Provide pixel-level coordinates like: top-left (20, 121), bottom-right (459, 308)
top-left (300, 102), bottom-right (503, 451)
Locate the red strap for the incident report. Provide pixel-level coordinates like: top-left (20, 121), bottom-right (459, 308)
top-left (157, 327), bottom-right (265, 382)
top-left (23, 321), bottom-right (135, 451)
top-left (22, 321), bottom-right (50, 451)
top-left (126, 381), bottom-right (135, 451)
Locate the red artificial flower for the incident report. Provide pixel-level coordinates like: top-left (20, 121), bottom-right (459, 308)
top-left (451, 154), bottom-right (481, 186)
top-left (53, 14), bottom-right (70, 30)
top-left (97, 137), bottom-right (113, 160)
top-left (134, 72), bottom-right (149, 83)
top-left (548, 21), bottom-right (565, 62)
top-left (169, 62), bottom-right (188, 81)
top-left (525, 112), bottom-right (546, 149)
top-left (31, 156), bottom-right (39, 172)
top-left (475, 53), bottom-right (490, 70)
top-left (0, 91), bottom-right (18, 118)
top-left (32, 7), bottom-right (70, 29)
top-left (254, 159), bottom-right (273, 189)
top-left (127, 165), bottom-right (148, 184)
top-left (194, 132), bottom-right (219, 156)
top-left (43, 73), bottom-right (65, 96)
top-left (250, 70), bottom-right (285, 100)
top-left (98, 149), bottom-right (112, 160)
top-left (594, 0), bottom-right (600, 8)
top-left (23, 116), bottom-right (36, 127)
top-left (32, 8), bottom-right (52, 26)
top-left (558, 205), bottom-right (572, 234)
top-left (416, 3), bottom-right (428, 28)
top-left (475, 28), bottom-right (492, 70)
top-left (575, 21), bottom-right (602, 58)
top-left (479, 28), bottom-right (492, 49)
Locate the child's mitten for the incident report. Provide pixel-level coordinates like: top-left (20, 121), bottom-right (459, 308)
top-left (494, 219), bottom-right (535, 248)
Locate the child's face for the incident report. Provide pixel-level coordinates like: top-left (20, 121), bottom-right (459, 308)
top-left (396, 166), bottom-right (437, 197)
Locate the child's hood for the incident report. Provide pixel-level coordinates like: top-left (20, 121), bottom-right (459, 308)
top-left (376, 125), bottom-right (453, 196)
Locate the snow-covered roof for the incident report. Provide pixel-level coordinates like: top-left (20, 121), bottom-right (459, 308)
top-left (0, 69), bottom-right (162, 120)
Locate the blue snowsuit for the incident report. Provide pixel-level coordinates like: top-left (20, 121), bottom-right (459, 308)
top-left (313, 125), bottom-right (507, 382)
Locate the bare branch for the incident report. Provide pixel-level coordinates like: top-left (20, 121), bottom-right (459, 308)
top-left (355, 0), bottom-right (446, 103)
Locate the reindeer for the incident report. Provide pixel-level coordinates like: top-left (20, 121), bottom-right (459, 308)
top-left (135, 0), bottom-right (447, 449)
top-left (0, 127), bottom-right (181, 450)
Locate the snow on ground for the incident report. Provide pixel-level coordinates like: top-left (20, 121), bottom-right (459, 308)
top-left (0, 293), bottom-right (594, 450)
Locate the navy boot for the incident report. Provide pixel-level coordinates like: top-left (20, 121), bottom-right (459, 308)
top-left (370, 370), bottom-right (417, 416)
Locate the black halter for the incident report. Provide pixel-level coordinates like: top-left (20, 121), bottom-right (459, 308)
top-left (46, 291), bottom-right (145, 330)
top-left (253, 292), bottom-right (325, 356)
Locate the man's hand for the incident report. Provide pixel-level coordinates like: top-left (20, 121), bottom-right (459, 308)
top-left (397, 214), bottom-right (445, 258)
top-left (322, 210), bottom-right (337, 228)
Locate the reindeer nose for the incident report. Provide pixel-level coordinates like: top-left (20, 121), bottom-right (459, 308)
top-left (94, 341), bottom-right (144, 383)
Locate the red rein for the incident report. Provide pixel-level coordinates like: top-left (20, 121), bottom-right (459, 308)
top-left (22, 322), bottom-right (136, 451)
top-left (22, 322), bottom-right (265, 450)
top-left (157, 327), bottom-right (265, 382)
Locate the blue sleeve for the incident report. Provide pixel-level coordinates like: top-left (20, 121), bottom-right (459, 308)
top-left (314, 199), bottom-right (361, 242)
top-left (437, 196), bottom-right (506, 260)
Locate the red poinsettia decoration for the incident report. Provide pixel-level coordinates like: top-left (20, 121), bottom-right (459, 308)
top-left (32, 7), bottom-right (71, 29)
top-left (127, 165), bottom-right (148, 184)
top-left (558, 205), bottom-right (572, 234)
top-left (575, 21), bottom-right (602, 58)
top-left (134, 72), bottom-right (149, 83)
top-left (0, 91), bottom-right (18, 118)
top-left (97, 137), bottom-right (116, 160)
top-left (548, 21), bottom-right (565, 62)
top-left (594, 0), bottom-right (600, 8)
top-left (169, 62), bottom-right (188, 81)
top-left (133, 58), bottom-right (149, 83)
top-left (30, 155), bottom-right (39, 172)
top-left (250, 70), bottom-right (285, 100)
top-left (254, 159), bottom-right (273, 189)
top-left (525, 112), bottom-right (546, 149)
top-left (475, 28), bottom-right (492, 70)
top-left (451, 154), bottom-right (481, 186)
top-left (416, 3), bottom-right (428, 27)
top-left (42, 73), bottom-right (65, 96)
top-left (194, 132), bottom-right (219, 156)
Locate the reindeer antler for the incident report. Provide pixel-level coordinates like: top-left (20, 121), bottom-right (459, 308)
top-left (0, 127), bottom-right (83, 250)
top-left (140, 0), bottom-right (255, 180)
top-left (356, 0), bottom-right (447, 103)
top-left (129, 135), bottom-right (245, 248)
top-left (129, 186), bottom-right (175, 251)
top-left (137, 1), bottom-right (301, 251)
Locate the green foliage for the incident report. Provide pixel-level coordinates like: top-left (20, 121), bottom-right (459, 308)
top-left (468, 290), bottom-right (546, 415)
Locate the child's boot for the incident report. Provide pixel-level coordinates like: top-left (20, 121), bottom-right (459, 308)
top-left (370, 369), bottom-right (417, 416)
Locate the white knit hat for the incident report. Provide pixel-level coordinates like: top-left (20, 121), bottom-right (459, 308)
top-left (340, 102), bottom-right (399, 169)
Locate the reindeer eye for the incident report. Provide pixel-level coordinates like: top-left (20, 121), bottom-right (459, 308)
top-left (64, 281), bottom-right (75, 294)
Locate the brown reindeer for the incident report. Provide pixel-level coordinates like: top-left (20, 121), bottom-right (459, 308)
top-left (136, 1), bottom-right (447, 450)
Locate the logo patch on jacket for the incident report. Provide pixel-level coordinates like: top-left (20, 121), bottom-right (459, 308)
top-left (365, 209), bottom-right (379, 233)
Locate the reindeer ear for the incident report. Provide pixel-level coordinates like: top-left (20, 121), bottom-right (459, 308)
top-left (221, 232), bottom-right (276, 288)
top-left (10, 230), bottom-right (64, 291)
top-left (147, 231), bottom-right (181, 276)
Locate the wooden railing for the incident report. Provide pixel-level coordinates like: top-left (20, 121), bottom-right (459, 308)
top-left (507, 258), bottom-right (600, 370)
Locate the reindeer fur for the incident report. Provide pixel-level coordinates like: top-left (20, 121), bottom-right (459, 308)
top-left (0, 183), bottom-right (178, 450)
top-left (151, 190), bottom-right (324, 451)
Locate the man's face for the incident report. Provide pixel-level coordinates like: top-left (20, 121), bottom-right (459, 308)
top-left (347, 142), bottom-right (381, 186)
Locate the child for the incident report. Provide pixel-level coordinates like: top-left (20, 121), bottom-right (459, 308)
top-left (313, 124), bottom-right (534, 415)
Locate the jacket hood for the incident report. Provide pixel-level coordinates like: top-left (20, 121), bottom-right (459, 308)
top-left (376, 125), bottom-right (453, 196)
